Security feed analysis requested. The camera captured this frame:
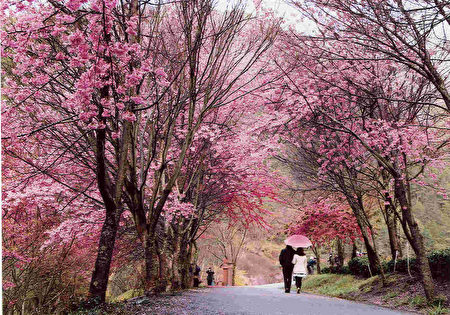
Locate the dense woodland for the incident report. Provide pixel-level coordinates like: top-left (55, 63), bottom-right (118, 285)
top-left (1, 0), bottom-right (449, 314)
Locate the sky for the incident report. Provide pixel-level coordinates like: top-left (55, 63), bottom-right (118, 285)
top-left (216, 0), bottom-right (316, 33)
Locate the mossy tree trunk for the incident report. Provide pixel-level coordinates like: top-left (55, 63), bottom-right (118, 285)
top-left (312, 243), bottom-right (321, 274)
top-left (394, 177), bottom-right (435, 301)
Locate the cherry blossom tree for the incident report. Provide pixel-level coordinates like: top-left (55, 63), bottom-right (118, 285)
top-left (289, 198), bottom-right (363, 273)
top-left (292, 0), bottom-right (450, 112)
top-left (2, 152), bottom-right (100, 313)
top-left (2, 0), bottom-right (279, 302)
top-left (266, 20), bottom-right (449, 299)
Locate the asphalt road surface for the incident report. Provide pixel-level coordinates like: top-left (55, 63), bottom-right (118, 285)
top-left (141, 283), bottom-right (414, 315)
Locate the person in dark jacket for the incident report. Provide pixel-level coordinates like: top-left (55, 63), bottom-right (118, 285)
top-left (279, 245), bottom-right (295, 293)
top-left (206, 267), bottom-right (215, 286)
top-left (307, 257), bottom-right (317, 274)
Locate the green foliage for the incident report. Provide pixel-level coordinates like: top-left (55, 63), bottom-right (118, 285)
top-left (234, 269), bottom-right (248, 286)
top-left (110, 289), bottom-right (144, 303)
top-left (427, 248), bottom-right (450, 280)
top-left (320, 267), bottom-right (331, 274)
top-left (386, 256), bottom-right (417, 274)
top-left (422, 228), bottom-right (436, 249)
top-left (319, 266), bottom-right (350, 275)
top-left (383, 291), bottom-right (399, 301)
top-left (348, 257), bottom-right (372, 278)
top-left (386, 248), bottom-right (450, 280)
top-left (422, 294), bottom-right (448, 314)
top-left (302, 274), bottom-right (374, 297)
top-left (432, 295), bottom-right (448, 306)
top-left (408, 295), bottom-right (427, 308)
top-left (428, 304), bottom-right (449, 315)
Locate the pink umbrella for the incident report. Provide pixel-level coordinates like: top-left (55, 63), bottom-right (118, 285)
top-left (284, 235), bottom-right (312, 248)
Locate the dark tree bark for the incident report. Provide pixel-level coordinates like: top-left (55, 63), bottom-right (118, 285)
top-left (351, 242), bottom-right (357, 259)
top-left (386, 205), bottom-right (402, 261)
top-left (89, 107), bottom-right (125, 303)
top-left (336, 239), bottom-right (345, 269)
top-left (179, 238), bottom-right (192, 289)
top-left (380, 169), bottom-right (402, 261)
top-left (346, 195), bottom-right (386, 283)
top-left (394, 177), bottom-right (435, 301)
top-left (312, 244), bottom-right (321, 274)
top-left (89, 209), bottom-right (119, 302)
top-left (144, 235), bottom-right (158, 294)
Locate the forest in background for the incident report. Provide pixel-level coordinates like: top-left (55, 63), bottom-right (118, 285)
top-left (197, 164), bottom-right (450, 286)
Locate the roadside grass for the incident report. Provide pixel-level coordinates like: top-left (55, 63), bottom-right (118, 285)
top-left (427, 296), bottom-right (449, 315)
top-left (303, 273), bottom-right (450, 315)
top-left (302, 274), bottom-right (378, 298)
top-left (409, 295), bottom-right (427, 308)
top-left (427, 302), bottom-right (449, 315)
top-left (109, 289), bottom-right (144, 303)
top-left (382, 290), bottom-right (400, 301)
top-left (428, 304), bottom-right (450, 315)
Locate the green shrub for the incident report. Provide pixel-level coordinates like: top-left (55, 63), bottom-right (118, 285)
top-left (321, 267), bottom-right (331, 274)
top-left (408, 295), bottom-right (427, 308)
top-left (428, 248), bottom-right (450, 280)
top-left (348, 257), bottom-right (372, 278)
top-left (428, 304), bottom-right (449, 315)
top-left (320, 265), bottom-right (350, 275)
top-left (386, 248), bottom-right (450, 280)
top-left (386, 257), bottom-right (418, 274)
top-left (340, 266), bottom-right (351, 274)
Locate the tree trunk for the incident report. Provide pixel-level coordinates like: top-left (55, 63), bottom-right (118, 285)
top-left (89, 94), bottom-right (125, 304)
top-left (395, 178), bottom-right (435, 301)
top-left (171, 231), bottom-right (182, 291)
top-left (386, 206), bottom-right (401, 261)
top-left (346, 196), bottom-right (384, 282)
top-left (380, 168), bottom-right (402, 261)
top-left (155, 234), bottom-right (169, 292)
top-left (336, 239), bottom-right (345, 269)
top-left (179, 240), bottom-right (193, 289)
top-left (178, 237), bottom-right (188, 289)
top-left (232, 264), bottom-right (236, 286)
top-left (144, 234), bottom-right (159, 294)
top-left (89, 209), bottom-right (119, 303)
top-left (361, 233), bottom-right (379, 273)
top-left (312, 244), bottom-right (321, 274)
top-left (369, 226), bottom-right (387, 284)
top-left (351, 242), bottom-right (357, 259)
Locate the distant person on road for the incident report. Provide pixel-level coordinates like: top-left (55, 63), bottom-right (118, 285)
top-left (279, 245), bottom-right (295, 293)
top-left (292, 248), bottom-right (308, 294)
top-left (206, 267), bottom-right (215, 286)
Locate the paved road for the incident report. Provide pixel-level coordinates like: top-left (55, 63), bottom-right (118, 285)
top-left (139, 283), bottom-right (414, 315)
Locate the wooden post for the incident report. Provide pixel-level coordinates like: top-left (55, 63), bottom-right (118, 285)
top-left (221, 259), bottom-right (235, 286)
top-left (222, 259), bottom-right (229, 286)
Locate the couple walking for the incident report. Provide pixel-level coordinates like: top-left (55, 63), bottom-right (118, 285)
top-left (279, 245), bottom-right (307, 293)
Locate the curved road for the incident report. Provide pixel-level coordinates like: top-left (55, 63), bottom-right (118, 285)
top-left (137, 283), bottom-right (414, 315)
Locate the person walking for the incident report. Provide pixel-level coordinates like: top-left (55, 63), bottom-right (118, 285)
top-left (279, 245), bottom-right (295, 293)
top-left (292, 248), bottom-right (308, 293)
top-left (206, 267), bottom-right (215, 286)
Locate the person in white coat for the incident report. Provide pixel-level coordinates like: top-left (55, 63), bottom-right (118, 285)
top-left (292, 247), bottom-right (308, 293)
